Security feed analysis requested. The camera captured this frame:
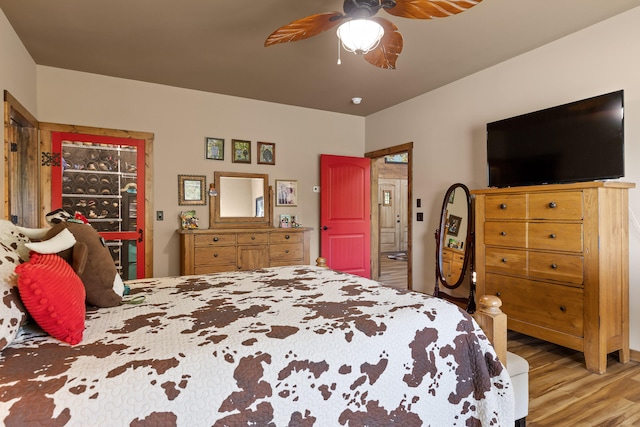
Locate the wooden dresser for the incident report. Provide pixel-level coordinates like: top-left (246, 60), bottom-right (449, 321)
top-left (472, 182), bottom-right (634, 373)
top-left (179, 227), bottom-right (312, 275)
top-left (441, 247), bottom-right (465, 284)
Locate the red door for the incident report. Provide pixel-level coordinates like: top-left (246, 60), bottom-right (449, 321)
top-left (320, 154), bottom-right (371, 278)
top-left (51, 132), bottom-right (145, 280)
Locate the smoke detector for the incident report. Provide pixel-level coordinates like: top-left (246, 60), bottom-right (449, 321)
top-left (351, 97), bottom-right (363, 105)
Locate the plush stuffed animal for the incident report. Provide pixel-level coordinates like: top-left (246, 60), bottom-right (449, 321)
top-left (18, 210), bottom-right (125, 308)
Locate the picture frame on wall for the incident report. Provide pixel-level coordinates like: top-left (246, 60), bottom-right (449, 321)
top-left (447, 215), bottom-right (462, 236)
top-left (205, 137), bottom-right (224, 160)
top-left (178, 174), bottom-right (206, 205)
top-left (232, 139), bottom-right (251, 163)
top-left (255, 196), bottom-right (264, 217)
top-left (276, 179), bottom-right (297, 207)
top-left (257, 141), bottom-right (276, 165)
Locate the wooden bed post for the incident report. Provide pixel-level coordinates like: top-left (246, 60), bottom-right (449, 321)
top-left (316, 257), bottom-right (327, 268)
top-left (473, 295), bottom-right (507, 366)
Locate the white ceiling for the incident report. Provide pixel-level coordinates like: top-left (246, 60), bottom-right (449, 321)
top-left (2, 0), bottom-right (640, 116)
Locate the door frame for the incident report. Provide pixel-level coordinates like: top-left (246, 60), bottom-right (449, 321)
top-left (365, 142), bottom-right (413, 290)
top-left (39, 122), bottom-right (155, 278)
top-left (4, 91), bottom-right (40, 226)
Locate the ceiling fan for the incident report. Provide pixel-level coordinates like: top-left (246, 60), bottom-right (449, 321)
top-left (265, 0), bottom-right (484, 69)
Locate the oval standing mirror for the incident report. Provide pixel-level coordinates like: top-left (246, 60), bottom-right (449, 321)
top-left (433, 183), bottom-right (474, 311)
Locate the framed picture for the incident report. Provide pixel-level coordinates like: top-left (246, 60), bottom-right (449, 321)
top-left (279, 214), bottom-right (292, 228)
top-left (448, 190), bottom-right (455, 204)
top-left (257, 141), bottom-right (276, 165)
top-left (178, 174), bottom-right (206, 205)
top-left (205, 137), bottom-right (224, 160)
top-left (255, 196), bottom-right (264, 217)
top-left (384, 153), bottom-right (408, 164)
top-left (232, 139), bottom-right (251, 163)
top-left (276, 179), bottom-right (298, 207)
top-left (447, 215), bottom-right (462, 236)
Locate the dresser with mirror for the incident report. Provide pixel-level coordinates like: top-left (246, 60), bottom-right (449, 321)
top-left (179, 171), bottom-right (311, 275)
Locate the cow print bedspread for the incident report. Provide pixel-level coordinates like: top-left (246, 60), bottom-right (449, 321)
top-left (0, 266), bottom-right (514, 426)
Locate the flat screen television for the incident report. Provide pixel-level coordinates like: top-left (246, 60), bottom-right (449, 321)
top-left (486, 90), bottom-right (624, 188)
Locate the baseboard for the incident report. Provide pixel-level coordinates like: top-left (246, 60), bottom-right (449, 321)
top-left (630, 349), bottom-right (640, 363)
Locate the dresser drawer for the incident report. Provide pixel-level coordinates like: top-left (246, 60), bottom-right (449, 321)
top-left (194, 245), bottom-right (236, 266)
top-left (485, 194), bottom-right (527, 219)
top-left (484, 222), bottom-right (526, 248)
top-left (486, 273), bottom-right (583, 338)
top-left (270, 232), bottom-right (304, 244)
top-left (529, 251), bottom-right (583, 284)
top-left (529, 191), bottom-right (583, 220)
top-left (270, 243), bottom-right (304, 263)
top-left (485, 248), bottom-right (526, 275)
top-left (237, 232), bottom-right (269, 245)
top-left (528, 223), bottom-right (583, 252)
top-left (194, 233), bottom-right (237, 246)
top-left (194, 264), bottom-right (236, 275)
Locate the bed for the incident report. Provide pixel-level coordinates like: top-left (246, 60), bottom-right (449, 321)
top-left (0, 260), bottom-right (514, 426)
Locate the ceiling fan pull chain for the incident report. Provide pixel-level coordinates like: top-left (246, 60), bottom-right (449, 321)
top-left (337, 37), bottom-right (342, 65)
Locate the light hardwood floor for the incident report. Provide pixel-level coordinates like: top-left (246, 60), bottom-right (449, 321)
top-left (378, 255), bottom-right (640, 426)
top-left (508, 331), bottom-right (640, 426)
top-left (378, 253), bottom-right (408, 289)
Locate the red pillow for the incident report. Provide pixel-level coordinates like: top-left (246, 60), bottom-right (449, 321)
top-left (15, 252), bottom-right (86, 345)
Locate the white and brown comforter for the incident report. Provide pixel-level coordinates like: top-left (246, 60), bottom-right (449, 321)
top-left (0, 266), bottom-right (514, 426)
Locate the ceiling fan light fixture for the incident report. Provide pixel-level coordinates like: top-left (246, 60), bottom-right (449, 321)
top-left (336, 19), bottom-right (384, 54)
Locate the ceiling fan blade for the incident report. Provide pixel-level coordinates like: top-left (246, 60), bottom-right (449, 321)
top-left (364, 18), bottom-right (403, 69)
top-left (385, 0), bottom-right (483, 19)
top-left (265, 12), bottom-right (344, 47)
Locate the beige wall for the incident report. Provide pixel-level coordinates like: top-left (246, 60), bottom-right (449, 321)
top-left (366, 6), bottom-right (640, 349)
top-left (0, 9), bottom-right (38, 206)
top-left (34, 67), bottom-right (365, 277)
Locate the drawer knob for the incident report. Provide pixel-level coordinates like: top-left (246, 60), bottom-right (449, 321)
top-left (213, 237), bottom-right (219, 242)
top-left (285, 249), bottom-right (290, 254)
top-left (549, 202), bottom-right (557, 209)
top-left (251, 236), bottom-right (255, 240)
top-left (549, 233), bottom-right (556, 239)
top-left (285, 235), bottom-right (290, 239)
top-left (214, 253), bottom-right (218, 257)
top-left (560, 305), bottom-right (566, 312)
top-left (551, 263), bottom-right (557, 269)
top-left (500, 231), bottom-right (507, 236)
top-left (501, 258), bottom-right (507, 263)
top-left (499, 203), bottom-right (507, 210)
top-left (495, 292), bottom-right (501, 297)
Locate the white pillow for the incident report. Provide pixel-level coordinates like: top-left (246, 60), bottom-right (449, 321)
top-left (0, 220), bottom-right (31, 351)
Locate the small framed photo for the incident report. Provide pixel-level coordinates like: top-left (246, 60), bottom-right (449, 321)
top-left (255, 196), bottom-right (264, 217)
top-left (257, 141), bottom-right (276, 165)
top-left (232, 139), bottom-right (251, 163)
top-left (178, 174), bottom-right (206, 205)
top-left (384, 153), bottom-right (408, 164)
top-left (447, 215), bottom-right (462, 236)
top-left (276, 179), bottom-right (298, 207)
top-left (205, 137), bottom-right (224, 160)
top-left (279, 214), bottom-right (292, 228)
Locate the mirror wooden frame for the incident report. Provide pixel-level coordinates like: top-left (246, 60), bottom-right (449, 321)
top-left (209, 171), bottom-right (273, 229)
top-left (433, 183), bottom-right (475, 311)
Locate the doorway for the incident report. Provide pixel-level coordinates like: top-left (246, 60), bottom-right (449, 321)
top-left (365, 142), bottom-right (412, 290)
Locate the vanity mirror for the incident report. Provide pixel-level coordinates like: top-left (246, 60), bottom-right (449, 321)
top-left (209, 171), bottom-right (273, 228)
top-left (433, 183), bottom-right (475, 312)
